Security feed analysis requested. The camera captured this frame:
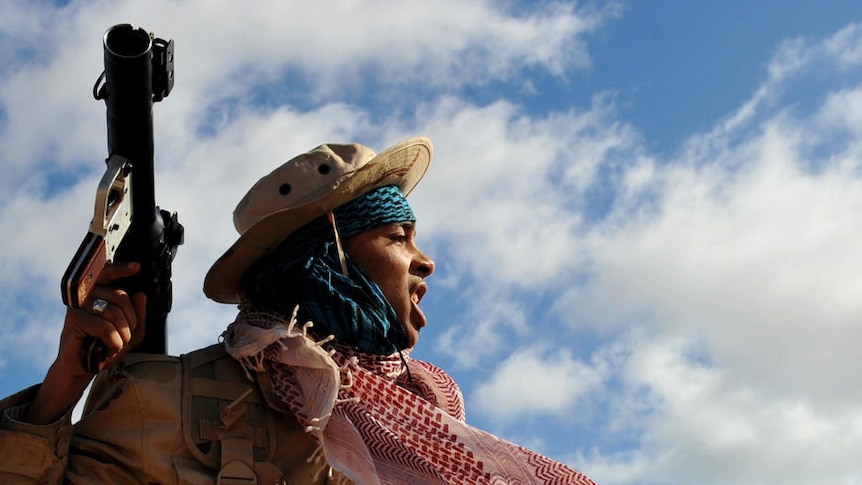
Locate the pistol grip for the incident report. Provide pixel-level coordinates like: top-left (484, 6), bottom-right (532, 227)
top-left (61, 232), bottom-right (107, 309)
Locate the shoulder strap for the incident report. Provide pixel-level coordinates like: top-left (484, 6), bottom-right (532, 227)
top-left (215, 387), bottom-right (257, 485)
top-left (180, 344), bottom-right (282, 484)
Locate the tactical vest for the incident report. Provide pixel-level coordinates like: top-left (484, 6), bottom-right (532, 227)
top-left (180, 344), bottom-right (346, 484)
top-left (79, 344), bottom-right (347, 484)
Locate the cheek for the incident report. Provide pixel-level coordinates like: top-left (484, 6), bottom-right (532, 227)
top-left (367, 256), bottom-right (412, 296)
top-left (344, 236), bottom-right (411, 289)
top-left (349, 246), bottom-right (395, 284)
top-left (370, 257), bottom-right (405, 289)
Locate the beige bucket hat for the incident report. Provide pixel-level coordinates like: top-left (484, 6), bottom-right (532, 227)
top-left (204, 136), bottom-right (433, 303)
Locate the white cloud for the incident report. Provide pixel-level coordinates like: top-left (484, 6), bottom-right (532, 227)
top-left (597, 336), bottom-right (862, 484)
top-left (546, 25), bottom-right (862, 484)
top-left (69, 0), bottom-right (610, 103)
top-left (434, 287), bottom-right (529, 368)
top-left (816, 84), bottom-right (862, 135)
top-left (413, 95), bottom-right (638, 288)
top-left (556, 108), bottom-right (862, 404)
top-left (471, 344), bottom-right (607, 421)
top-left (824, 23), bottom-right (862, 70)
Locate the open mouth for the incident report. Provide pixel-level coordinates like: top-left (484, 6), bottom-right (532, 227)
top-left (410, 283), bottom-right (428, 329)
top-left (412, 283), bottom-right (427, 305)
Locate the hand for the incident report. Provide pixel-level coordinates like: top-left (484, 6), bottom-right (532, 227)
top-left (58, 262), bottom-right (148, 376)
top-left (25, 262), bottom-right (147, 424)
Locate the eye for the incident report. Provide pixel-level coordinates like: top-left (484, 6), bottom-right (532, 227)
top-left (389, 230), bottom-right (408, 244)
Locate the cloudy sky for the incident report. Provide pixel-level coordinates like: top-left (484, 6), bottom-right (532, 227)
top-left (2, 1), bottom-right (862, 483)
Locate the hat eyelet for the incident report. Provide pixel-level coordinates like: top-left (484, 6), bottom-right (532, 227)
top-left (318, 164), bottom-right (332, 175)
top-left (279, 183), bottom-right (292, 195)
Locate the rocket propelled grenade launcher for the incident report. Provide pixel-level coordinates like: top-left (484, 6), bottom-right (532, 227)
top-left (61, 24), bottom-right (183, 374)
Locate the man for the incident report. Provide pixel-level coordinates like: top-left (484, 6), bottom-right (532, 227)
top-left (0, 137), bottom-right (596, 484)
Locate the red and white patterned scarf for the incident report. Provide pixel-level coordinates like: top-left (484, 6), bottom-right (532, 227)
top-left (225, 307), bottom-right (597, 485)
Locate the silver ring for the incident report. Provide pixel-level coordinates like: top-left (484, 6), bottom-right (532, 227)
top-left (91, 298), bottom-right (108, 316)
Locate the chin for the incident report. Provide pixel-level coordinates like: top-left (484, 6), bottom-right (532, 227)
top-left (403, 330), bottom-right (419, 349)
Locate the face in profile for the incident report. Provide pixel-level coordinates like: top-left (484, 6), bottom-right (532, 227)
top-left (344, 223), bottom-right (435, 348)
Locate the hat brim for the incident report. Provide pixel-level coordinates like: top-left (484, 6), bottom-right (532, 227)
top-left (203, 136), bottom-right (432, 303)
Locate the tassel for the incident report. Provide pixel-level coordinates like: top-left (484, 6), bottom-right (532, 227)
top-left (328, 211), bottom-right (350, 277)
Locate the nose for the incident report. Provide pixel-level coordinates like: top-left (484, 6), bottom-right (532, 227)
top-left (412, 247), bottom-right (435, 278)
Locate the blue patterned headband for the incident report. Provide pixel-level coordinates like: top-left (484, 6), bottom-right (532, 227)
top-left (332, 185), bottom-right (415, 238)
top-left (242, 185), bottom-right (416, 354)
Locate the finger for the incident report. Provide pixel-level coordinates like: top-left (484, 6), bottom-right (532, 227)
top-left (101, 292), bottom-right (148, 367)
top-left (96, 261), bottom-right (141, 285)
top-left (87, 288), bottom-right (137, 350)
top-left (89, 288), bottom-right (135, 326)
top-left (96, 301), bottom-right (133, 346)
top-left (61, 308), bottom-right (125, 360)
top-left (90, 313), bottom-right (126, 355)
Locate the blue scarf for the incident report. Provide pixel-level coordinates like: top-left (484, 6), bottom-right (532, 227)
top-left (242, 185), bottom-right (415, 355)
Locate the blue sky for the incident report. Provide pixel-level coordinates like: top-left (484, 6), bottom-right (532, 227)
top-left (3, 1), bottom-right (862, 483)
